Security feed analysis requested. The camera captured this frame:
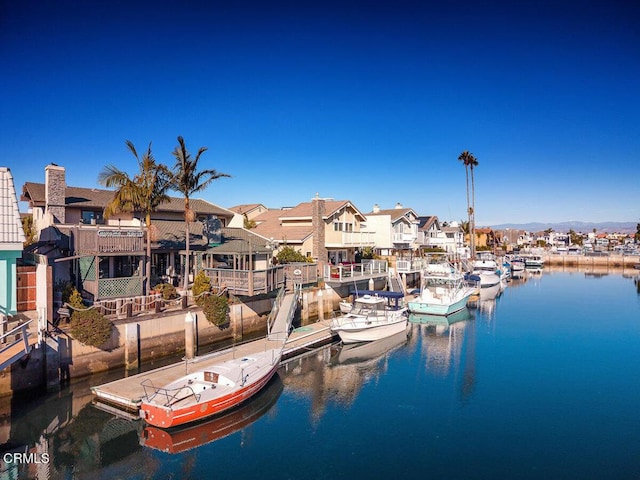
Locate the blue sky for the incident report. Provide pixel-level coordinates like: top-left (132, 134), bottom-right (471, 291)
top-left (2, 0), bottom-right (639, 225)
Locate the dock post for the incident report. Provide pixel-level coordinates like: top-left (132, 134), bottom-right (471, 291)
top-left (124, 323), bottom-right (140, 370)
top-left (324, 287), bottom-right (333, 315)
top-left (317, 289), bottom-right (324, 321)
top-left (302, 291), bottom-right (309, 322)
top-left (185, 312), bottom-right (196, 359)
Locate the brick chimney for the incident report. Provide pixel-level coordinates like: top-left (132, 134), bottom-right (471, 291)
top-left (45, 164), bottom-right (66, 224)
top-left (312, 194), bottom-right (327, 263)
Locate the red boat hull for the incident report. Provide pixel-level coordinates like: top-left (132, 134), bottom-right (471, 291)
top-left (140, 363), bottom-right (279, 428)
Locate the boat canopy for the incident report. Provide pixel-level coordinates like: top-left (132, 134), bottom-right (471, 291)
top-left (349, 290), bottom-right (405, 309)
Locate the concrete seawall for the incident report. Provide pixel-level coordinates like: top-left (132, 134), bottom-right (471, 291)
top-left (0, 286), bottom-right (349, 397)
top-left (542, 254), bottom-right (639, 270)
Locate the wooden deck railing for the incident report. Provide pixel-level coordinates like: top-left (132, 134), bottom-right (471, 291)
top-left (71, 226), bottom-right (145, 255)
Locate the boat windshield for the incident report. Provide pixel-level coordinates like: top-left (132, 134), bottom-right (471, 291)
top-left (352, 298), bottom-right (386, 314)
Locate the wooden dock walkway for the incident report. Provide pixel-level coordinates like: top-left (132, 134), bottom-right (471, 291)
top-left (92, 291), bottom-right (337, 418)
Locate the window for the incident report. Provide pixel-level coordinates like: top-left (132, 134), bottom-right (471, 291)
top-left (82, 210), bottom-right (104, 224)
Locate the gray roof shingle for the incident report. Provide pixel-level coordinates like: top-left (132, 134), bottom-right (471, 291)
top-left (0, 167), bottom-right (26, 246)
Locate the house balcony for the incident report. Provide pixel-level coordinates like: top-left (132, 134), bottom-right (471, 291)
top-left (393, 232), bottom-right (416, 245)
top-left (323, 259), bottom-right (388, 282)
top-left (416, 232), bottom-right (441, 246)
top-left (71, 225), bottom-right (145, 255)
top-left (335, 231), bottom-right (376, 247)
top-left (396, 258), bottom-right (428, 274)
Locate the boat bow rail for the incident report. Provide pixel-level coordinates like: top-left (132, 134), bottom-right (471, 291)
top-left (140, 378), bottom-right (201, 407)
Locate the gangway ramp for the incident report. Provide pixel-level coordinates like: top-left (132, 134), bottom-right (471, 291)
top-left (0, 320), bottom-right (37, 371)
top-left (267, 286), bottom-right (300, 342)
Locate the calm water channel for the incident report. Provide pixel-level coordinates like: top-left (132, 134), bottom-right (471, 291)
top-left (2, 270), bottom-right (640, 480)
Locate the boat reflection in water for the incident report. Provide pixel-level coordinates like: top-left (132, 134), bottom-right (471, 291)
top-left (409, 307), bottom-right (475, 380)
top-left (332, 329), bottom-right (410, 366)
top-left (477, 282), bottom-right (504, 317)
top-left (140, 375), bottom-right (283, 454)
top-left (409, 306), bottom-right (472, 332)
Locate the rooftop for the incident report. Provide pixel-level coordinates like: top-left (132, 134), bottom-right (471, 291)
top-left (0, 167), bottom-right (26, 246)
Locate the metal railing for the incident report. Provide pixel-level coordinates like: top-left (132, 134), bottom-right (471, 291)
top-left (266, 287), bottom-right (286, 337)
top-left (396, 258), bottom-right (428, 273)
top-left (140, 378), bottom-right (200, 407)
top-left (324, 260), bottom-right (388, 282)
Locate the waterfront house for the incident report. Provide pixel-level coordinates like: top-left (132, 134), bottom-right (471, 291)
top-left (472, 227), bottom-right (497, 251)
top-left (364, 203), bottom-right (420, 256)
top-left (20, 164), bottom-right (242, 301)
top-left (251, 196), bottom-right (375, 266)
top-left (0, 167), bottom-right (26, 320)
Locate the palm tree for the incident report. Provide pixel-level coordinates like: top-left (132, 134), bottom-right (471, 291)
top-left (168, 136), bottom-right (230, 290)
top-left (458, 151), bottom-right (479, 258)
top-left (98, 140), bottom-right (171, 294)
top-left (469, 154), bottom-right (479, 256)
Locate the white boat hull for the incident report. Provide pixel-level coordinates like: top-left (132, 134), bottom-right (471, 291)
top-left (332, 315), bottom-right (408, 344)
top-left (477, 271), bottom-right (501, 288)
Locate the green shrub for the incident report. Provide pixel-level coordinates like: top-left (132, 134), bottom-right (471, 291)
top-left (201, 295), bottom-right (228, 326)
top-left (153, 283), bottom-right (178, 300)
top-left (69, 308), bottom-right (113, 348)
top-left (276, 245), bottom-right (310, 264)
top-left (68, 287), bottom-right (85, 309)
top-left (191, 271), bottom-right (212, 306)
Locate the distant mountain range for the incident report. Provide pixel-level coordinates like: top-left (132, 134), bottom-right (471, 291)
top-left (488, 221), bottom-right (638, 234)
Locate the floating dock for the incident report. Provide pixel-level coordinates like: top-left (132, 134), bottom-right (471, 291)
top-left (92, 312), bottom-right (336, 418)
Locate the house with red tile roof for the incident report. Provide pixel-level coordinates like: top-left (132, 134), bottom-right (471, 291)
top-left (252, 195), bottom-right (374, 265)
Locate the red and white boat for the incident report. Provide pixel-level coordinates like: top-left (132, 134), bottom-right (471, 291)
top-left (141, 376), bottom-right (283, 453)
top-left (139, 347), bottom-right (282, 428)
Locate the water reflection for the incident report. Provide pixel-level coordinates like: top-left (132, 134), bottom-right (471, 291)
top-left (141, 375), bottom-right (283, 454)
top-left (279, 330), bottom-right (411, 423)
top-left (477, 282), bottom-right (504, 318)
top-left (409, 308), bottom-right (472, 376)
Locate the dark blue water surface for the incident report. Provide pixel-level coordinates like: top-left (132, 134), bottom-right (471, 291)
top-left (4, 272), bottom-right (640, 479)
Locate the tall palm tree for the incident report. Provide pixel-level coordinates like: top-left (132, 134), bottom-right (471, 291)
top-left (98, 140), bottom-right (171, 294)
top-left (168, 136), bottom-right (230, 290)
top-left (469, 153), bottom-right (479, 257)
top-left (458, 151), bottom-right (478, 258)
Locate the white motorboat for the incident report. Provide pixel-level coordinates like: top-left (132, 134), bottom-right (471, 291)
top-left (509, 256), bottom-right (526, 272)
top-left (525, 254), bottom-right (545, 268)
top-left (408, 263), bottom-right (478, 316)
top-left (339, 300), bottom-right (353, 313)
top-left (331, 292), bottom-right (408, 344)
top-left (472, 253), bottom-right (501, 288)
